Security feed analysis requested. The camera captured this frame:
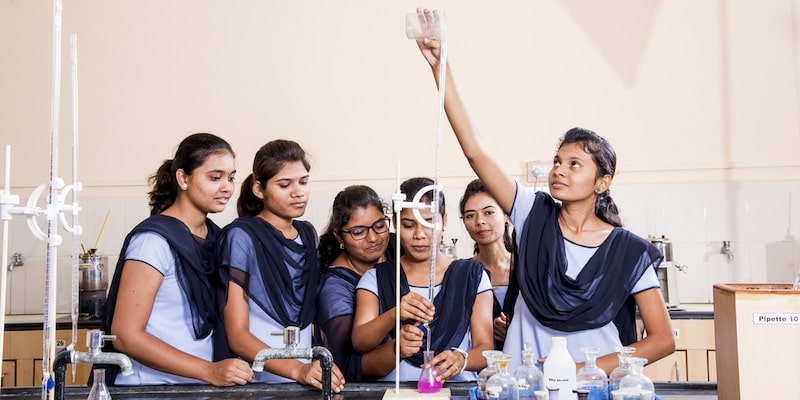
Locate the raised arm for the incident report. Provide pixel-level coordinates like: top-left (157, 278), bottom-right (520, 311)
top-left (415, 9), bottom-right (516, 213)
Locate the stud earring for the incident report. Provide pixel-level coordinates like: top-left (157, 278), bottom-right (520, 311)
top-left (181, 184), bottom-right (188, 191)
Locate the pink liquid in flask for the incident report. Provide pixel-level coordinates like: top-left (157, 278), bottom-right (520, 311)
top-left (417, 350), bottom-right (443, 393)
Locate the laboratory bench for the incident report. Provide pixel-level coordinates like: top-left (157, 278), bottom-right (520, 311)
top-left (3, 307), bottom-right (718, 390)
top-left (0, 382), bottom-right (718, 399)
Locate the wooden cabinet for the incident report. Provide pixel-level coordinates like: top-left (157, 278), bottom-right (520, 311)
top-left (637, 318), bottom-right (716, 382)
top-left (2, 329), bottom-right (91, 387)
top-left (1, 360), bottom-right (15, 387)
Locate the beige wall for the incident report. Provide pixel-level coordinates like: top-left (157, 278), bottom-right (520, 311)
top-left (1, 0), bottom-right (798, 192)
top-left (1, 1), bottom-right (800, 313)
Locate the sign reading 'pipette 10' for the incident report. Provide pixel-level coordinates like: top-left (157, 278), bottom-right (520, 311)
top-left (752, 313), bottom-right (800, 325)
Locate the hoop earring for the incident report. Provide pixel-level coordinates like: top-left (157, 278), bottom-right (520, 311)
top-left (339, 242), bottom-right (344, 250)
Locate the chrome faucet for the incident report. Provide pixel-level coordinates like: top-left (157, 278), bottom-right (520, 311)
top-left (72, 330), bottom-right (134, 372)
top-left (721, 240), bottom-right (735, 261)
top-left (54, 330), bottom-right (133, 400)
top-left (252, 326), bottom-right (334, 400)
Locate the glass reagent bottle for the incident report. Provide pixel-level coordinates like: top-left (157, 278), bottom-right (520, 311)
top-left (486, 353), bottom-right (519, 400)
top-left (576, 347), bottom-right (608, 400)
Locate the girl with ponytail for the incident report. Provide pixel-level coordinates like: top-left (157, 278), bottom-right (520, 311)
top-left (414, 8), bottom-right (675, 374)
top-left (104, 133), bottom-right (253, 386)
top-left (217, 139), bottom-right (345, 392)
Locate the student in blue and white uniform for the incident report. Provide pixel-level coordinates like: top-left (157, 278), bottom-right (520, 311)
top-left (352, 177), bottom-right (495, 383)
top-left (315, 185), bottom-right (397, 382)
top-left (459, 178), bottom-right (516, 350)
top-left (104, 133), bottom-right (253, 386)
top-left (414, 8), bottom-right (676, 374)
top-left (218, 139), bottom-right (345, 392)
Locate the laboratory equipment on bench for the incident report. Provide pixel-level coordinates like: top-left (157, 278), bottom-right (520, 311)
top-left (647, 235), bottom-right (687, 308)
top-left (79, 251), bottom-right (108, 320)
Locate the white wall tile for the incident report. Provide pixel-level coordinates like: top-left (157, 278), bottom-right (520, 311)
top-left (4, 179), bottom-right (800, 314)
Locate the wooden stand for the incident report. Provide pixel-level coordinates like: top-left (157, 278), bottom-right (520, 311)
top-left (382, 388), bottom-right (451, 399)
top-left (713, 283), bottom-right (800, 400)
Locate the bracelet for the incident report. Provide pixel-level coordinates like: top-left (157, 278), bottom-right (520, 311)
top-left (451, 347), bottom-right (469, 374)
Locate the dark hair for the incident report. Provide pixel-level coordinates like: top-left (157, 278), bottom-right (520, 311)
top-left (147, 133), bottom-right (234, 216)
top-left (237, 139), bottom-right (310, 217)
top-left (459, 178), bottom-right (514, 254)
top-left (399, 177), bottom-right (445, 217)
top-left (318, 185), bottom-right (387, 267)
top-left (558, 127), bottom-right (622, 227)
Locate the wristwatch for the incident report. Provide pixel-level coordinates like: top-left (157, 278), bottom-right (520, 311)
top-left (451, 347), bottom-right (469, 373)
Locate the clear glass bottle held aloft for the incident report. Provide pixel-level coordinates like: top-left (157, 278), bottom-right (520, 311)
top-left (608, 346), bottom-right (635, 397)
top-left (486, 353), bottom-right (519, 400)
top-left (477, 350), bottom-right (504, 399)
top-left (576, 347), bottom-right (608, 400)
top-left (618, 357), bottom-right (655, 400)
top-left (418, 350), bottom-right (443, 393)
top-left (514, 349), bottom-right (543, 399)
top-left (87, 369), bottom-right (112, 400)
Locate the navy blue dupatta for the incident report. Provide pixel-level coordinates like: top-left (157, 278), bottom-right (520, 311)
top-left (218, 216), bottom-right (319, 329)
top-left (374, 258), bottom-right (484, 367)
top-left (104, 215), bottom-right (221, 342)
top-left (517, 192), bottom-right (662, 345)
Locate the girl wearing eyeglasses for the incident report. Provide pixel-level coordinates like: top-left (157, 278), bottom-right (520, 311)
top-left (352, 177), bottom-right (494, 383)
top-left (217, 139), bottom-right (345, 391)
top-left (315, 185), bottom-right (398, 382)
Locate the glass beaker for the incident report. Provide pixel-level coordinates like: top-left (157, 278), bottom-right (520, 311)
top-left (576, 347), bottom-right (608, 400)
top-left (486, 353), bottom-right (519, 400)
top-left (418, 350), bottom-right (443, 393)
top-left (405, 11), bottom-right (446, 40)
top-left (477, 350), bottom-right (503, 399)
top-left (608, 346), bottom-right (635, 397)
top-left (618, 357), bottom-right (654, 400)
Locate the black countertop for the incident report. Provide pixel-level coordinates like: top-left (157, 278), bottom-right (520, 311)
top-left (665, 308), bottom-right (713, 320)
top-left (3, 315), bottom-right (103, 331)
top-left (0, 382), bottom-right (717, 399)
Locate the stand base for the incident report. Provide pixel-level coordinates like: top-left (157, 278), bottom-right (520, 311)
top-left (382, 388), bottom-right (451, 399)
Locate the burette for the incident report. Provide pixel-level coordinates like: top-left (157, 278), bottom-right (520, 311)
top-left (425, 20), bottom-right (447, 354)
top-left (399, 9), bottom-right (448, 354)
top-left (42, 1), bottom-right (65, 397)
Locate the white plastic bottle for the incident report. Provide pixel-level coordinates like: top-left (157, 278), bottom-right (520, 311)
top-left (543, 336), bottom-right (577, 400)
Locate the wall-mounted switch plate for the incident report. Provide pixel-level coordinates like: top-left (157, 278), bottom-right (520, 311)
top-left (526, 160), bottom-right (551, 183)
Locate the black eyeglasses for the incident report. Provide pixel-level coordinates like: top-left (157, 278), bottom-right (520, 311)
top-left (339, 217), bottom-right (391, 240)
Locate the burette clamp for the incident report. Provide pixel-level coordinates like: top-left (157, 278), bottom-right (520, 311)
top-left (392, 183), bottom-right (443, 229)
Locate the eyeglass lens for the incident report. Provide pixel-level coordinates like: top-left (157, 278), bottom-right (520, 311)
top-left (344, 218), bottom-right (389, 239)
